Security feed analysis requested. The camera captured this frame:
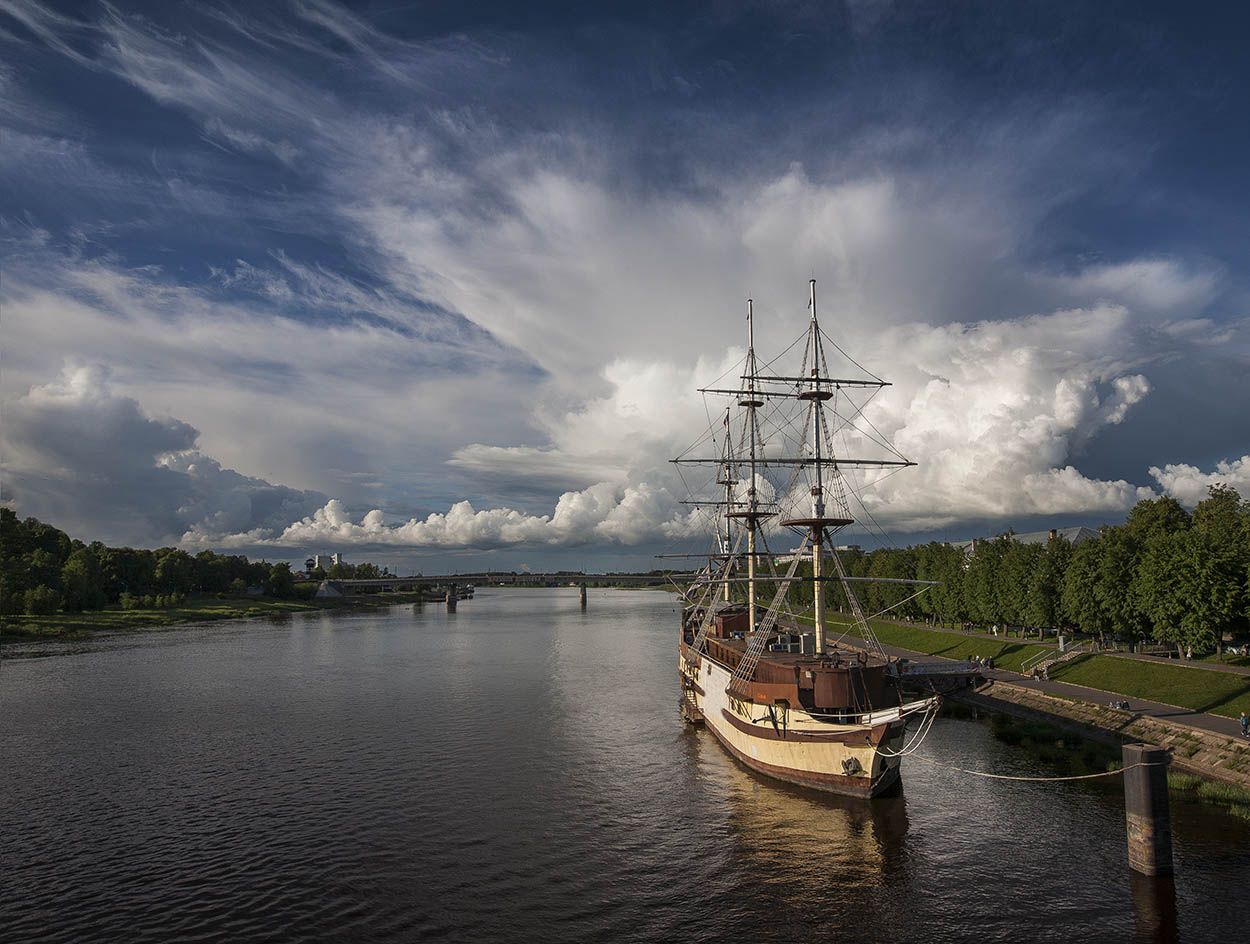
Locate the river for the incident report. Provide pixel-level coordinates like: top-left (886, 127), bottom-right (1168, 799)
top-left (2, 588), bottom-right (1247, 942)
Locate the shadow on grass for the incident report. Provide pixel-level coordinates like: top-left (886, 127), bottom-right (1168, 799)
top-left (1198, 681), bottom-right (1250, 716)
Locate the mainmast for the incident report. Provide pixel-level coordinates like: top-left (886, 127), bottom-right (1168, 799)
top-left (781, 279), bottom-right (853, 655)
top-left (717, 407), bottom-right (736, 603)
top-left (744, 300), bottom-right (760, 630)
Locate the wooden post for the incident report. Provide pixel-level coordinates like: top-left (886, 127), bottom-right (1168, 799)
top-left (446, 585), bottom-right (458, 612)
top-left (1123, 743), bottom-right (1172, 876)
top-left (579, 584), bottom-right (588, 609)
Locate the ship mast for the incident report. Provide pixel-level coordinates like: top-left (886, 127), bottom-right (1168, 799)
top-left (744, 300), bottom-right (760, 630)
top-left (791, 279), bottom-right (849, 654)
top-left (672, 279), bottom-right (916, 656)
top-left (717, 407), bottom-right (736, 603)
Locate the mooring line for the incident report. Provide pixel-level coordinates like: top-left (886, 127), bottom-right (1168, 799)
top-left (906, 757), bottom-right (1163, 782)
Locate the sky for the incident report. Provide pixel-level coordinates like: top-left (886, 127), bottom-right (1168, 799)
top-left (2, 0), bottom-right (1249, 573)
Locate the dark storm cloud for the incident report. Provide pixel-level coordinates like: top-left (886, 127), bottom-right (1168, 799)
top-left (2, 0), bottom-right (1249, 562)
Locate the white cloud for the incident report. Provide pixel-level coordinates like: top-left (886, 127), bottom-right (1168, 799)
top-left (4, 1), bottom-right (1245, 558)
top-left (261, 482), bottom-right (699, 550)
top-left (1148, 456), bottom-right (1250, 507)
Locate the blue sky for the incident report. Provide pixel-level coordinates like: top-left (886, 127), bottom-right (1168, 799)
top-left (2, 0), bottom-right (1248, 572)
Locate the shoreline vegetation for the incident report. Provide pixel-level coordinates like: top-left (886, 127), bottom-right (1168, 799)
top-left (0, 591), bottom-right (431, 644)
top-left (942, 702), bottom-right (1250, 822)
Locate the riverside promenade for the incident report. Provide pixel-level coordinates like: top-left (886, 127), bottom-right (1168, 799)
top-left (838, 633), bottom-right (1248, 741)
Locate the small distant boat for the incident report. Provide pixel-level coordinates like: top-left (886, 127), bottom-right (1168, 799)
top-left (674, 281), bottom-right (940, 798)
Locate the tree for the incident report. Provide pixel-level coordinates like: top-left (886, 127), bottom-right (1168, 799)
top-left (965, 536), bottom-right (1011, 625)
top-left (266, 563), bottom-right (295, 598)
top-left (1029, 537), bottom-right (1072, 630)
top-left (1125, 496), bottom-right (1190, 542)
top-left (153, 550), bottom-right (195, 595)
top-left (998, 541), bottom-right (1042, 626)
top-left (1092, 527), bottom-right (1148, 641)
top-left (60, 548), bottom-right (107, 612)
top-left (1062, 537), bottom-right (1103, 633)
top-left (916, 542), bottom-right (965, 626)
top-left (1190, 485), bottom-right (1250, 644)
top-left (1133, 528), bottom-right (1242, 655)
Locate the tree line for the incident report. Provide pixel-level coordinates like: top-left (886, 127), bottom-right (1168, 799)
top-left (0, 508), bottom-right (300, 615)
top-left (771, 486), bottom-right (1250, 655)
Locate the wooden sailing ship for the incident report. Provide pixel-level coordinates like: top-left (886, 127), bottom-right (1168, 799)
top-left (674, 281), bottom-right (940, 798)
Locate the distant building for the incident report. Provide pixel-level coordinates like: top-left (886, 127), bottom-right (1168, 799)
top-left (952, 526), bottom-right (1099, 556)
top-left (313, 553), bottom-right (344, 571)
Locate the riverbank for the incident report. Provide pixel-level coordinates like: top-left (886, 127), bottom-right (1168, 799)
top-left (941, 697), bottom-right (1250, 821)
top-left (0, 592), bottom-right (431, 643)
top-left (820, 614), bottom-right (1250, 720)
top-left (952, 680), bottom-right (1250, 790)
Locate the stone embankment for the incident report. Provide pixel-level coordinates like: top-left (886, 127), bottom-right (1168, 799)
top-left (954, 680), bottom-right (1250, 789)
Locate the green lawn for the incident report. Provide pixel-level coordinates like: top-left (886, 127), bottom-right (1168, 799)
top-left (1200, 652), bottom-right (1250, 669)
top-left (808, 612), bottom-right (1250, 721)
top-left (1049, 654), bottom-right (1250, 720)
top-left (815, 615), bottom-right (1052, 673)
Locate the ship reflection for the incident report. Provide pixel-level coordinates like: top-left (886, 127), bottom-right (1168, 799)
top-left (696, 732), bottom-right (911, 931)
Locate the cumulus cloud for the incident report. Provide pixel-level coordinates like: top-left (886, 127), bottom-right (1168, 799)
top-left (1148, 456), bottom-right (1250, 507)
top-left (4, 1), bottom-right (1247, 561)
top-left (251, 483), bottom-right (699, 550)
top-left (1, 365), bottom-right (326, 546)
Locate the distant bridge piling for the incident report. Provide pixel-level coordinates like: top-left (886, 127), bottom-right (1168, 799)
top-left (1124, 743), bottom-right (1173, 876)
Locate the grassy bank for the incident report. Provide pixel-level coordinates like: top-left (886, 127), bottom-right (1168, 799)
top-left (946, 701), bottom-right (1250, 820)
top-left (1167, 772), bottom-right (1250, 822)
top-left (1048, 654), bottom-right (1250, 719)
top-left (810, 614), bottom-right (1052, 672)
top-left (811, 614), bottom-right (1250, 720)
top-left (0, 592), bottom-right (428, 642)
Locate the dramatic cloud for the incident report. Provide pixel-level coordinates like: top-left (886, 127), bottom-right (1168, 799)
top-left (0, 365), bottom-right (326, 546)
top-left (3, 2), bottom-right (1249, 563)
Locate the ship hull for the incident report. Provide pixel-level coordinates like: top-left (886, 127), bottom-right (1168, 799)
top-left (680, 647), bottom-right (912, 799)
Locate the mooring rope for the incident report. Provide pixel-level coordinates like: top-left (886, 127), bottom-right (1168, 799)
top-left (905, 757), bottom-right (1163, 782)
top-left (876, 700), bottom-right (942, 758)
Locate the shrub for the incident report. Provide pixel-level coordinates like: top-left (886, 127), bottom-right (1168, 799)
top-left (23, 585), bottom-right (62, 615)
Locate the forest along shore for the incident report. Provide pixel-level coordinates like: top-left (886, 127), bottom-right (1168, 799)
top-left (0, 591), bottom-right (431, 644)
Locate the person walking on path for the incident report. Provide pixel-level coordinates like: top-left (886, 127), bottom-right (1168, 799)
top-left (1240, 711), bottom-right (1250, 738)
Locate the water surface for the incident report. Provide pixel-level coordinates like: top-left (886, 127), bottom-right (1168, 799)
top-left (3, 589), bottom-right (1247, 942)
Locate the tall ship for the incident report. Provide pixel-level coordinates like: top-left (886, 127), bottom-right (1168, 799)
top-left (674, 281), bottom-right (941, 798)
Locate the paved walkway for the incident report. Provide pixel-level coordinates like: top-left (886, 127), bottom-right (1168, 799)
top-left (835, 636), bottom-right (1249, 741)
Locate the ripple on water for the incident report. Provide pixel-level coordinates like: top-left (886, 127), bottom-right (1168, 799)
top-left (3, 590), bottom-right (1249, 943)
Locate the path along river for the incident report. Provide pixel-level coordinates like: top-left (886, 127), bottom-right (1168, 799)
top-left (2, 588), bottom-right (1248, 943)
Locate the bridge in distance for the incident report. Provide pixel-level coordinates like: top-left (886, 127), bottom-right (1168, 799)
top-left (318, 571), bottom-right (693, 594)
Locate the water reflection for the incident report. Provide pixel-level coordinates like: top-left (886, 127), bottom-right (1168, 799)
top-left (700, 731), bottom-right (912, 934)
top-left (1130, 874), bottom-right (1179, 944)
